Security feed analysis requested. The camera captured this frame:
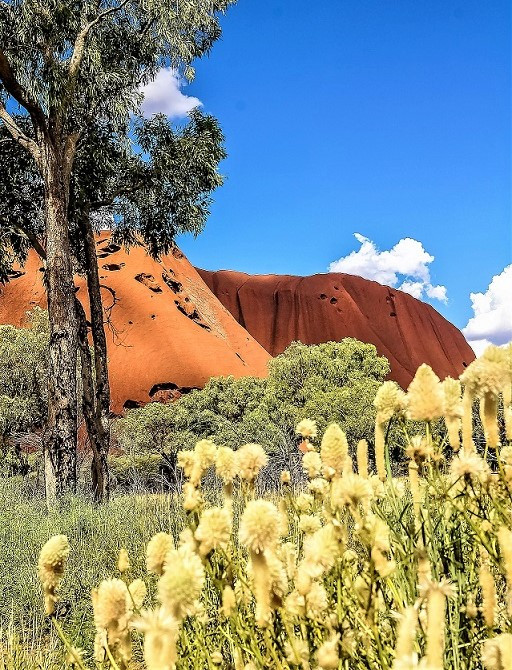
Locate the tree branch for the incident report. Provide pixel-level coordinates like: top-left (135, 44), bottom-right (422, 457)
top-left (90, 180), bottom-right (144, 210)
top-left (10, 223), bottom-right (47, 260)
top-left (63, 131), bottom-right (80, 183)
top-left (68, 0), bottom-right (130, 83)
top-left (0, 103), bottom-right (40, 162)
top-left (0, 50), bottom-right (47, 134)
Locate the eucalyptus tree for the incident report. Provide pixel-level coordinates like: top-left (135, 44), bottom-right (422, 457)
top-left (0, 0), bottom-right (234, 497)
top-left (72, 110), bottom-right (225, 500)
top-left (0, 108), bottom-right (226, 500)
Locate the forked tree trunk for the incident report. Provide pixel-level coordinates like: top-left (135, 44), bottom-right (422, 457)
top-left (42, 148), bottom-right (79, 498)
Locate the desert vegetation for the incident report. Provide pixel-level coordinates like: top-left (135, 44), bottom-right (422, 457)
top-left (0, 343), bottom-right (509, 669)
top-left (0, 0), bottom-right (234, 500)
top-left (0, 3), bottom-right (508, 670)
top-left (113, 338), bottom-right (390, 490)
top-left (0, 314), bottom-right (393, 491)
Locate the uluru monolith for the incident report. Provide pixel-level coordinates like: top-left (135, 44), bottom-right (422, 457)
top-left (0, 236), bottom-right (270, 413)
top-left (197, 268), bottom-right (475, 388)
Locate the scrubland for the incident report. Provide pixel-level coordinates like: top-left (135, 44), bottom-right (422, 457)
top-left (2, 344), bottom-right (512, 670)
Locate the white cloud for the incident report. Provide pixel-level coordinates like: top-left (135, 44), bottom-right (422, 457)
top-left (463, 264), bottom-right (512, 355)
top-left (398, 280), bottom-right (424, 300)
top-left (328, 234), bottom-right (448, 303)
top-left (140, 68), bottom-right (202, 119)
top-left (426, 284), bottom-right (448, 302)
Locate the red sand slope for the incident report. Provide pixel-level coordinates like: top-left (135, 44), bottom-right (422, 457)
top-left (0, 236), bottom-right (270, 413)
top-left (197, 268), bottom-right (475, 388)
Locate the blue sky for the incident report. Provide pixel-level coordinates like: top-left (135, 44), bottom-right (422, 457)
top-left (149, 0), bottom-right (511, 352)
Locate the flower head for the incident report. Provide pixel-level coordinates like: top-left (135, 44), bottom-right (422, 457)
top-left (285, 638), bottom-right (309, 666)
top-left (320, 423), bottom-right (349, 475)
top-left (331, 473), bottom-right (373, 510)
top-left (215, 446), bottom-right (237, 483)
top-left (158, 546), bottom-right (205, 620)
top-left (443, 377), bottom-right (463, 418)
top-left (93, 578), bottom-right (132, 643)
top-left (296, 419), bottom-right (318, 439)
top-left (178, 450), bottom-right (203, 483)
top-left (38, 535), bottom-right (70, 589)
top-left (38, 535), bottom-right (70, 615)
top-left (236, 443), bottom-right (268, 482)
top-left (305, 581), bottom-right (328, 621)
top-left (299, 514), bottom-right (322, 535)
top-left (146, 533), bottom-right (174, 576)
top-left (482, 633), bottom-right (512, 670)
top-left (461, 347), bottom-right (507, 398)
top-left (393, 607), bottom-right (418, 670)
top-left (374, 381), bottom-right (406, 423)
top-left (194, 439), bottom-right (217, 469)
top-left (450, 453), bottom-right (490, 484)
top-left (317, 633), bottom-right (340, 669)
top-left (183, 482), bottom-right (202, 511)
top-left (195, 506), bottom-right (232, 556)
top-left (296, 492), bottom-right (314, 512)
top-left (132, 608), bottom-right (178, 670)
top-left (407, 364), bottom-right (443, 421)
top-left (309, 477), bottom-right (329, 495)
top-left (406, 435), bottom-right (433, 464)
top-left (118, 548), bottom-right (130, 574)
top-left (239, 500), bottom-right (281, 553)
top-left (280, 470), bottom-right (291, 484)
top-left (221, 585), bottom-right (236, 617)
top-left (303, 523), bottom-right (341, 577)
top-left (302, 451), bottom-right (322, 479)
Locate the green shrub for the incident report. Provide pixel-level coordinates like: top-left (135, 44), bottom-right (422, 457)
top-left (114, 339), bottom-right (390, 474)
top-left (0, 309), bottom-right (48, 474)
top-left (109, 453), bottom-right (164, 491)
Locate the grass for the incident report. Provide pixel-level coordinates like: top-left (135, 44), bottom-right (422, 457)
top-left (0, 482), bottom-right (184, 667)
top-left (0, 346), bottom-right (511, 670)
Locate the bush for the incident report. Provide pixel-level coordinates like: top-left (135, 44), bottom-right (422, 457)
top-left (114, 339), bottom-right (390, 477)
top-left (0, 308), bottom-right (48, 475)
top-left (109, 453), bottom-right (165, 492)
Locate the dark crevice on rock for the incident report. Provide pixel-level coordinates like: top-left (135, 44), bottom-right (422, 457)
top-left (162, 272), bottom-right (183, 294)
top-left (135, 273), bottom-right (163, 292)
top-left (123, 399), bottom-right (143, 410)
top-left (149, 382), bottom-right (198, 397)
top-left (102, 263), bottom-right (125, 271)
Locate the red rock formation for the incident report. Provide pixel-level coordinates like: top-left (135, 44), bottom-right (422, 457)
top-left (0, 236), bottom-right (270, 413)
top-left (197, 268), bottom-right (475, 388)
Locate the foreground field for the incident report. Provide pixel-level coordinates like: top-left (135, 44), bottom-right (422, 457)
top-left (2, 345), bottom-right (512, 670)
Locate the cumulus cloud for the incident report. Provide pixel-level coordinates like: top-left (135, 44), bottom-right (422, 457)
top-left (328, 234), bottom-right (448, 303)
top-left (426, 284), bottom-right (448, 302)
top-left (140, 68), bottom-right (202, 119)
top-left (463, 264), bottom-right (512, 356)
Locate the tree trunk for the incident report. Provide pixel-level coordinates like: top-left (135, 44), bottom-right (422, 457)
top-left (81, 215), bottom-right (111, 500)
top-left (83, 217), bottom-right (111, 428)
top-left (75, 297), bottom-right (109, 502)
top-left (42, 149), bottom-right (79, 498)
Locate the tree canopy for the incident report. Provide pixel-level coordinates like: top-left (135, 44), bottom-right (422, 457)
top-left (0, 109), bottom-right (226, 273)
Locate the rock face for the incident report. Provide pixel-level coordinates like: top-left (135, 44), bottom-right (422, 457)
top-left (0, 236), bottom-right (270, 413)
top-left (197, 268), bottom-right (475, 388)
